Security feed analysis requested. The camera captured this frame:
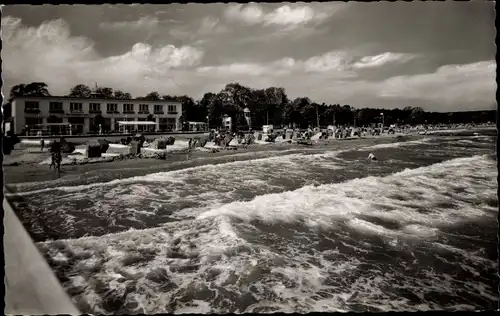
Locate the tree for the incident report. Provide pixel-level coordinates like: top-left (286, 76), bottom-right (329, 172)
top-left (300, 103), bottom-right (318, 128)
top-left (96, 87), bottom-right (114, 99)
top-left (9, 84), bottom-right (27, 99)
top-left (10, 82), bottom-right (51, 100)
top-left (68, 84), bottom-right (92, 98)
top-left (114, 90), bottom-right (132, 100)
top-left (234, 111), bottom-right (249, 131)
top-left (25, 82), bottom-right (51, 96)
top-left (199, 92), bottom-right (221, 127)
top-left (410, 107), bottom-right (425, 124)
top-left (141, 91), bottom-right (161, 101)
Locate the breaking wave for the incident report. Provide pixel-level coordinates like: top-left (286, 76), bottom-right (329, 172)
top-left (33, 152), bottom-right (497, 314)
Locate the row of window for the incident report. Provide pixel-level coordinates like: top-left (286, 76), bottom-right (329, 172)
top-left (24, 101), bottom-right (177, 113)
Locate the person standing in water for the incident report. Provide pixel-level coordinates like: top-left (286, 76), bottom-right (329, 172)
top-left (54, 150), bottom-right (62, 175)
top-left (367, 152), bottom-right (377, 161)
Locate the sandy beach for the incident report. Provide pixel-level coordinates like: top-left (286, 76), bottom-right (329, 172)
top-left (4, 134), bottom-right (420, 187)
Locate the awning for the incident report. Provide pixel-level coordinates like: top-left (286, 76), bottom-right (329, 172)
top-left (34, 123), bottom-right (71, 126)
top-left (117, 121), bottom-right (156, 125)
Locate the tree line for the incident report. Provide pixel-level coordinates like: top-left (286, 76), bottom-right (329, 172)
top-left (4, 82), bottom-right (496, 130)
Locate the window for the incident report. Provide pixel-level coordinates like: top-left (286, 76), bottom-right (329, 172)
top-left (123, 104), bottom-right (134, 112)
top-left (168, 105), bottom-right (177, 113)
top-left (137, 118), bottom-right (146, 132)
top-left (25, 101), bottom-right (39, 109)
top-left (24, 101), bottom-right (40, 113)
top-left (139, 104), bottom-right (149, 113)
top-left (159, 117), bottom-right (177, 131)
top-left (107, 103), bottom-right (118, 113)
top-left (49, 102), bottom-right (63, 113)
top-left (154, 104), bottom-right (163, 113)
top-left (89, 103), bottom-right (101, 112)
top-left (49, 102), bottom-right (63, 110)
top-left (70, 103), bottom-right (83, 112)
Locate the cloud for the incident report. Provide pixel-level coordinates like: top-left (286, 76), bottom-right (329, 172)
top-left (197, 16), bottom-right (229, 35)
top-left (99, 16), bottom-right (160, 31)
top-left (224, 4), bottom-right (264, 25)
top-left (195, 55), bottom-right (495, 111)
top-left (2, 16), bottom-right (204, 96)
top-left (2, 16), bottom-right (494, 111)
top-left (197, 52), bottom-right (357, 79)
top-left (303, 51), bottom-right (353, 73)
top-left (353, 52), bottom-right (417, 69)
top-left (223, 4), bottom-right (333, 28)
top-left (379, 61), bottom-right (496, 104)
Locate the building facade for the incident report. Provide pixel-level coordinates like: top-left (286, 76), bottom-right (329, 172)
top-left (10, 96), bottom-right (183, 135)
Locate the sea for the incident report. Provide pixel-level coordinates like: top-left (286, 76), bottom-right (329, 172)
top-left (5, 131), bottom-right (498, 314)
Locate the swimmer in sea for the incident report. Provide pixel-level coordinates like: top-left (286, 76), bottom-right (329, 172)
top-left (367, 152), bottom-right (377, 161)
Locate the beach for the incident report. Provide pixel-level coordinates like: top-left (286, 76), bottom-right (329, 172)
top-left (4, 134), bottom-right (416, 187)
top-left (3, 128), bottom-right (497, 314)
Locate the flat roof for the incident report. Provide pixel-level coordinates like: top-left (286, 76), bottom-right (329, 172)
top-left (11, 95), bottom-right (182, 104)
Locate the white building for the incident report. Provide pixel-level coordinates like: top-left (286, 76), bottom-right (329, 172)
top-left (10, 96), bottom-right (183, 135)
top-left (222, 114), bottom-right (232, 131)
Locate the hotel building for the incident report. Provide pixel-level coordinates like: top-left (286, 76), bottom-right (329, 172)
top-left (9, 95), bottom-right (183, 135)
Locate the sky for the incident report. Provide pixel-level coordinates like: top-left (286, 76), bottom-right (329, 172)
top-left (1, 2), bottom-right (496, 112)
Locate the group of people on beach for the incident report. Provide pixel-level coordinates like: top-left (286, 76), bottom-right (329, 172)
top-left (40, 138), bottom-right (62, 173)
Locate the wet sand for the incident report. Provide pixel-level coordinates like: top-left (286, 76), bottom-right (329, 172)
top-left (4, 135), bottom-right (420, 188)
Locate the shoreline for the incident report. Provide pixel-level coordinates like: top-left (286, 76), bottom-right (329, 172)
top-left (4, 126), bottom-right (495, 189)
top-left (4, 135), bottom-right (423, 188)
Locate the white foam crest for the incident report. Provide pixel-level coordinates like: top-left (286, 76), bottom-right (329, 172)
top-left (363, 137), bottom-right (432, 150)
top-left (198, 154), bottom-right (496, 236)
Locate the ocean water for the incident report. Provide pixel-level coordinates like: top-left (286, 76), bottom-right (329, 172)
top-left (6, 134), bottom-right (498, 313)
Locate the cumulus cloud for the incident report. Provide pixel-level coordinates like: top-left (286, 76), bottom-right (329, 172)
top-left (303, 51), bottom-right (354, 74)
top-left (379, 61), bottom-right (496, 104)
top-left (2, 16), bottom-right (204, 96)
top-left (195, 55), bottom-right (495, 111)
top-left (353, 52), bottom-right (417, 69)
top-left (2, 16), bottom-right (494, 111)
top-left (224, 4), bottom-right (333, 28)
top-left (197, 50), bottom-right (362, 78)
top-left (224, 4), bottom-right (264, 25)
top-left (197, 52), bottom-right (357, 79)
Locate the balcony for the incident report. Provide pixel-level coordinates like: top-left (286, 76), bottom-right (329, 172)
top-left (67, 109), bottom-right (87, 116)
top-left (24, 108), bottom-right (40, 114)
top-left (89, 110), bottom-right (102, 114)
top-left (49, 108), bottom-right (64, 114)
top-left (123, 110), bottom-right (135, 114)
top-left (167, 111), bottom-right (178, 115)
